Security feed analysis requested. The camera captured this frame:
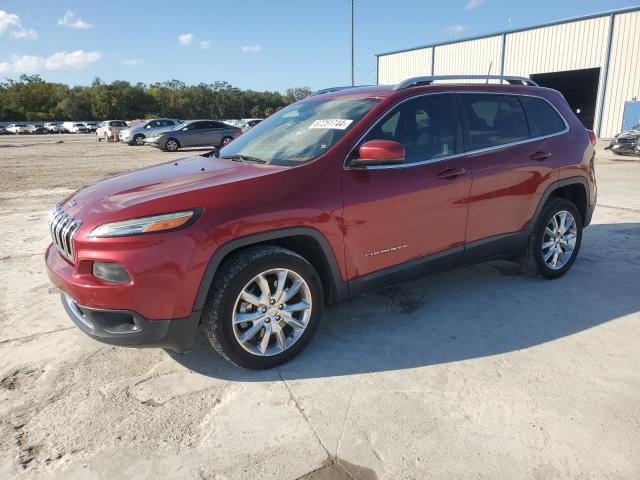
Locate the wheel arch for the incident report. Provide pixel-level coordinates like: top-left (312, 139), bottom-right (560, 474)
top-left (529, 177), bottom-right (591, 233)
top-left (192, 227), bottom-right (348, 313)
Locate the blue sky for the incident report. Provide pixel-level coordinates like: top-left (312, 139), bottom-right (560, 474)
top-left (0, 0), bottom-right (636, 91)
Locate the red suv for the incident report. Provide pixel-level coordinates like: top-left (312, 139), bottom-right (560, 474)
top-left (46, 76), bottom-right (597, 369)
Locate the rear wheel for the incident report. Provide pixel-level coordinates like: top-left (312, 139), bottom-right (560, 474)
top-left (220, 136), bottom-right (233, 147)
top-left (165, 138), bottom-right (179, 152)
top-left (519, 198), bottom-right (582, 279)
top-left (202, 246), bottom-right (323, 369)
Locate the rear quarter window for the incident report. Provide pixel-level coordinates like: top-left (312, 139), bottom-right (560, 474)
top-left (520, 96), bottom-right (567, 137)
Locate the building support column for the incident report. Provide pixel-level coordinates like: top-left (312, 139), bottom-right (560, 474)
top-left (596, 13), bottom-right (616, 137)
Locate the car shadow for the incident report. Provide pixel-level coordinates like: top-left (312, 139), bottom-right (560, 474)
top-left (168, 222), bottom-right (640, 381)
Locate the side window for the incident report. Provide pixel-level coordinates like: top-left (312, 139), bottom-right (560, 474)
top-left (211, 121), bottom-right (227, 129)
top-left (461, 94), bottom-right (530, 150)
top-left (361, 94), bottom-right (460, 164)
top-left (520, 96), bottom-right (566, 137)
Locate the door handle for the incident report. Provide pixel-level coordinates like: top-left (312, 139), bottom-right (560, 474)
top-left (530, 151), bottom-right (551, 161)
top-left (437, 168), bottom-right (466, 180)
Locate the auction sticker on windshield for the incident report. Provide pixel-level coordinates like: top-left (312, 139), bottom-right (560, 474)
top-left (308, 119), bottom-right (354, 130)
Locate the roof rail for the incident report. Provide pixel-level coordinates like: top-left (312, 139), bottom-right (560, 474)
top-left (394, 75), bottom-right (539, 90)
top-left (311, 85), bottom-right (372, 96)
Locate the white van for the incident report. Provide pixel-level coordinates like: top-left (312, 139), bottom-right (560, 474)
top-left (63, 122), bottom-right (89, 133)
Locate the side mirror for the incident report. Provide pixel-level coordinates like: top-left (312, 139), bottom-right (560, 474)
top-left (352, 140), bottom-right (405, 167)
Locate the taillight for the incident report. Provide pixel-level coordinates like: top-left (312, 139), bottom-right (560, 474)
top-left (107, 126), bottom-right (112, 132)
top-left (587, 129), bottom-right (597, 145)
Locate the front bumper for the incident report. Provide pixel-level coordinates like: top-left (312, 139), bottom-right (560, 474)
top-left (606, 142), bottom-right (639, 155)
top-left (61, 293), bottom-right (200, 352)
top-left (144, 138), bottom-right (164, 149)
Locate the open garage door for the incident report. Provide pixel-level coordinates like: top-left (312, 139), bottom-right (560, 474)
top-left (531, 68), bottom-right (600, 129)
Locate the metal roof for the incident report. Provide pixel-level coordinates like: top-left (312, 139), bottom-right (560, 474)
top-left (376, 5), bottom-right (640, 57)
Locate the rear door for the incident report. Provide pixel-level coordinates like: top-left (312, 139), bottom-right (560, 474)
top-left (342, 93), bottom-right (472, 279)
top-left (459, 93), bottom-right (567, 245)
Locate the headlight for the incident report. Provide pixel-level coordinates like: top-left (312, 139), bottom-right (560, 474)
top-left (89, 210), bottom-right (200, 238)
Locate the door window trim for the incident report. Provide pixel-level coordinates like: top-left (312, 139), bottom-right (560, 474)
top-left (343, 91), bottom-right (570, 171)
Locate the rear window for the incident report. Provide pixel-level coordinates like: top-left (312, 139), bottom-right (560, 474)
top-left (109, 121), bottom-right (126, 127)
top-left (461, 94), bottom-right (530, 150)
top-left (520, 96), bottom-right (566, 137)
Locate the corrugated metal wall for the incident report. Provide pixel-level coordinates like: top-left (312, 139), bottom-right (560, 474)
top-left (434, 35), bottom-right (502, 80)
top-left (377, 8), bottom-right (640, 137)
top-left (378, 47), bottom-right (432, 85)
top-left (503, 16), bottom-right (611, 133)
top-left (600, 10), bottom-right (640, 138)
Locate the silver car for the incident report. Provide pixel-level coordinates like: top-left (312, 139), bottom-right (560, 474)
top-left (120, 118), bottom-right (181, 146)
top-left (145, 119), bottom-right (242, 152)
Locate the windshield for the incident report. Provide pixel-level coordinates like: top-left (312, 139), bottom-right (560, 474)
top-left (216, 97), bottom-right (380, 166)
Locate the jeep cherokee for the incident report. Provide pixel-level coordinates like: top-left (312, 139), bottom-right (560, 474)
top-left (46, 75), bottom-right (597, 369)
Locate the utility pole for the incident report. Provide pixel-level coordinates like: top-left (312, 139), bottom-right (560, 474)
top-left (351, 0), bottom-right (355, 86)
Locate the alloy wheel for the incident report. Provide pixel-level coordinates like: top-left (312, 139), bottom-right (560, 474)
top-left (232, 268), bottom-right (312, 356)
top-left (542, 210), bottom-right (577, 269)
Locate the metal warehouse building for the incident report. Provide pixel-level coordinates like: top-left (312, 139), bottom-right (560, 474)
top-left (376, 6), bottom-right (640, 138)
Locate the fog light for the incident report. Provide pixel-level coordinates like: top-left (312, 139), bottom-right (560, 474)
top-left (92, 262), bottom-right (131, 283)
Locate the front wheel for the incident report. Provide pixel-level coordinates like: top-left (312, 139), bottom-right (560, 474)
top-left (165, 138), bottom-right (179, 152)
top-left (202, 246), bottom-right (323, 369)
top-left (133, 134), bottom-right (145, 146)
top-left (519, 198), bottom-right (582, 279)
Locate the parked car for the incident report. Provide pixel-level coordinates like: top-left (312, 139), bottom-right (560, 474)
top-left (0, 127), bottom-right (9, 135)
top-left (239, 118), bottom-right (263, 132)
top-left (84, 122), bottom-right (98, 133)
top-left (44, 122), bottom-right (65, 133)
top-left (5, 124), bottom-right (28, 134)
top-left (605, 122), bottom-right (640, 156)
top-left (63, 122), bottom-right (89, 134)
top-left (27, 124), bottom-right (49, 134)
top-left (45, 76), bottom-right (597, 369)
top-left (120, 118), bottom-right (181, 146)
top-left (96, 120), bottom-right (128, 141)
top-left (144, 119), bottom-right (242, 151)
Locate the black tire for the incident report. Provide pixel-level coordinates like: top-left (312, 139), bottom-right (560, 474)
top-left (133, 134), bottom-right (145, 146)
top-left (219, 136), bottom-right (233, 148)
top-left (202, 246), bottom-right (323, 369)
top-left (519, 198), bottom-right (582, 279)
top-left (165, 138), bottom-right (180, 152)
top-left (96, 134), bottom-right (102, 142)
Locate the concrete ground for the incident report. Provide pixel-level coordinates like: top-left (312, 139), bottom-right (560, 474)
top-left (0, 135), bottom-right (638, 479)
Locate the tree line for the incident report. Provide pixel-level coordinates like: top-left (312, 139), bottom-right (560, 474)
top-left (0, 75), bottom-right (313, 121)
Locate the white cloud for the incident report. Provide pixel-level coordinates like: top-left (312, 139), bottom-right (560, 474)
top-left (0, 50), bottom-right (102, 73)
top-left (446, 25), bottom-right (468, 35)
top-left (178, 33), bottom-right (193, 46)
top-left (464, 0), bottom-right (484, 10)
top-left (199, 40), bottom-right (211, 50)
top-left (240, 44), bottom-right (262, 54)
top-left (58, 10), bottom-right (93, 29)
top-left (121, 58), bottom-right (142, 66)
top-left (0, 10), bottom-right (38, 39)
top-left (12, 28), bottom-right (38, 39)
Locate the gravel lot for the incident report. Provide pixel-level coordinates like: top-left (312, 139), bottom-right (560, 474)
top-left (1, 134), bottom-right (639, 479)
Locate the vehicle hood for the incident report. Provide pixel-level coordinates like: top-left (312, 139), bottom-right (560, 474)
top-left (615, 129), bottom-right (640, 140)
top-left (62, 155), bottom-right (286, 224)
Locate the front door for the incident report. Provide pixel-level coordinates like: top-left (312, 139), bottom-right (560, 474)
top-left (342, 93), bottom-right (472, 279)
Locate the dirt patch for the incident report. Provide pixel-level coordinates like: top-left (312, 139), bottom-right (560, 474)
top-left (1, 367), bottom-right (43, 392)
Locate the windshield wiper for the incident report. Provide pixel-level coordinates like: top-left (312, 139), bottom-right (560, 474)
top-left (221, 154), bottom-right (267, 164)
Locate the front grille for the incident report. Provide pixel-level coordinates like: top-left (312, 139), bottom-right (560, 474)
top-left (49, 204), bottom-right (82, 262)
